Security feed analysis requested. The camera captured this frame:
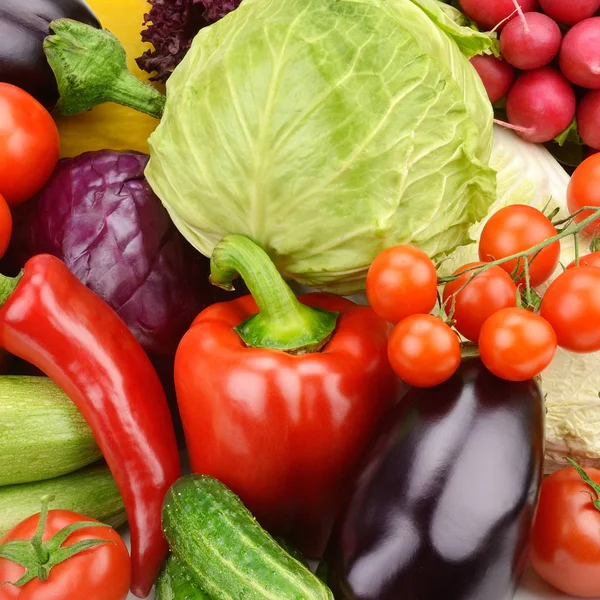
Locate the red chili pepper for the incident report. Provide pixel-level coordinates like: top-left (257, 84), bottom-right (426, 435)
top-left (175, 235), bottom-right (399, 556)
top-left (0, 255), bottom-right (180, 598)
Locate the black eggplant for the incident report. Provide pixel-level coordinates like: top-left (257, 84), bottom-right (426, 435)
top-left (0, 0), bottom-right (99, 107)
top-left (330, 358), bottom-right (544, 600)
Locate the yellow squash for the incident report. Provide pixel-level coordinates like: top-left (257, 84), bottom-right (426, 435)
top-left (55, 0), bottom-right (160, 157)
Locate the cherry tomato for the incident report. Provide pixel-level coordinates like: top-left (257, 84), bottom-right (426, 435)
top-left (0, 510), bottom-right (130, 600)
top-left (530, 463), bottom-right (600, 598)
top-left (0, 194), bottom-right (12, 260)
top-left (540, 266), bottom-right (600, 353)
top-left (366, 245), bottom-right (438, 323)
top-left (388, 314), bottom-right (460, 387)
top-left (478, 205), bottom-right (560, 287)
top-left (567, 251), bottom-right (600, 269)
top-left (567, 154), bottom-right (600, 236)
top-left (442, 262), bottom-right (517, 342)
top-left (478, 307), bottom-right (557, 381)
top-left (0, 84), bottom-right (60, 206)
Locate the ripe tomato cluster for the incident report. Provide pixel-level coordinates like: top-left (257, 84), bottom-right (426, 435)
top-left (367, 154), bottom-right (600, 388)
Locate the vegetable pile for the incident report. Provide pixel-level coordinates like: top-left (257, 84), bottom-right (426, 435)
top-left (1, 0), bottom-right (600, 600)
top-left (464, 0), bottom-right (600, 159)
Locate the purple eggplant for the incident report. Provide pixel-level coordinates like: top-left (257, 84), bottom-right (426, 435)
top-left (0, 0), bottom-right (99, 107)
top-left (329, 358), bottom-right (544, 600)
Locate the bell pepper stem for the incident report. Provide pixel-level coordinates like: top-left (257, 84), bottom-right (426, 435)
top-left (43, 19), bottom-right (165, 118)
top-left (0, 273), bottom-right (22, 309)
top-left (210, 235), bottom-right (338, 353)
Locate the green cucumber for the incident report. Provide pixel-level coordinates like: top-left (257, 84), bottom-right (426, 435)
top-left (162, 475), bottom-right (334, 600)
top-left (0, 376), bottom-right (101, 485)
top-left (156, 555), bottom-right (212, 600)
top-left (0, 463), bottom-right (126, 537)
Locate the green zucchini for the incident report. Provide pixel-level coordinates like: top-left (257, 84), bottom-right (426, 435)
top-left (0, 376), bottom-right (101, 485)
top-left (162, 475), bottom-right (334, 600)
top-left (0, 463), bottom-right (126, 537)
top-left (156, 555), bottom-right (212, 600)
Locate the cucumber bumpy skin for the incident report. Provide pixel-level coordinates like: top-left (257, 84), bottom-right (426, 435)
top-left (162, 475), bottom-right (334, 600)
top-left (156, 554), bottom-right (211, 600)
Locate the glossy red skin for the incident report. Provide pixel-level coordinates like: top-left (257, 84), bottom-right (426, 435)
top-left (442, 262), bottom-right (517, 342)
top-left (530, 466), bottom-right (600, 597)
top-left (539, 0), bottom-right (600, 26)
top-left (479, 308), bottom-right (557, 381)
top-left (174, 293), bottom-right (399, 557)
top-left (0, 84), bottom-right (59, 206)
top-left (578, 91), bottom-right (600, 151)
top-left (541, 266), bottom-right (600, 353)
top-left (458, 0), bottom-right (538, 30)
top-left (0, 255), bottom-right (180, 597)
top-left (479, 204), bottom-right (561, 286)
top-left (366, 245), bottom-right (437, 324)
top-left (568, 154), bottom-right (600, 235)
top-left (567, 251), bottom-right (600, 269)
top-left (0, 195), bottom-right (12, 260)
top-left (500, 13), bottom-right (562, 70)
top-left (0, 510), bottom-right (130, 600)
top-left (388, 314), bottom-right (461, 387)
top-left (559, 18), bottom-right (600, 89)
top-left (506, 68), bottom-right (577, 144)
top-left (469, 55), bottom-right (516, 104)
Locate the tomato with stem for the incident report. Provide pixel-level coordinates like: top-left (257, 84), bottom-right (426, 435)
top-left (567, 251), bottom-right (600, 269)
top-left (530, 459), bottom-right (600, 598)
top-left (0, 84), bottom-right (60, 206)
top-left (387, 314), bottom-right (460, 387)
top-left (541, 266), bottom-right (600, 353)
top-left (478, 307), bottom-right (557, 381)
top-left (442, 262), bottom-right (517, 342)
top-left (478, 204), bottom-right (560, 287)
top-left (366, 245), bottom-right (438, 324)
top-left (0, 497), bottom-right (130, 600)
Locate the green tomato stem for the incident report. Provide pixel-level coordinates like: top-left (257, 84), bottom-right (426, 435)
top-left (210, 235), bottom-right (338, 353)
top-left (566, 458), bottom-right (600, 512)
top-left (43, 19), bottom-right (165, 118)
top-left (438, 205), bottom-right (600, 286)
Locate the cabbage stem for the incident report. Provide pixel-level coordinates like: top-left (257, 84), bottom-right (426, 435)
top-left (210, 235), bottom-right (338, 353)
top-left (43, 19), bottom-right (165, 119)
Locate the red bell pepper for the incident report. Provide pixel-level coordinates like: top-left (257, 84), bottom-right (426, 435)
top-left (175, 235), bottom-right (399, 556)
top-left (0, 255), bottom-right (180, 598)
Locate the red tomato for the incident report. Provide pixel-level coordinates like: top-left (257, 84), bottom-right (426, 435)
top-left (478, 205), bottom-right (560, 287)
top-left (478, 307), bottom-right (557, 381)
top-left (366, 245), bottom-right (438, 323)
top-left (0, 84), bottom-right (60, 206)
top-left (567, 251), bottom-right (600, 269)
top-left (442, 262), bottom-right (517, 342)
top-left (0, 194), bottom-right (11, 260)
top-left (567, 154), bottom-right (600, 236)
top-left (388, 314), bottom-right (460, 387)
top-left (0, 510), bottom-right (130, 600)
top-left (541, 266), bottom-right (600, 353)
top-left (531, 464), bottom-right (600, 598)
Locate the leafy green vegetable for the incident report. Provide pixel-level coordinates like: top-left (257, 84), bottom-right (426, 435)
top-left (145, 0), bottom-right (497, 294)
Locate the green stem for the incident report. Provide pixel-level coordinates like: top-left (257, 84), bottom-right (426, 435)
top-left (44, 19), bottom-right (165, 118)
top-left (439, 205), bottom-right (600, 285)
top-left (210, 235), bottom-right (338, 353)
top-left (566, 458), bottom-right (600, 512)
top-left (31, 496), bottom-right (53, 569)
top-left (0, 272), bottom-right (23, 309)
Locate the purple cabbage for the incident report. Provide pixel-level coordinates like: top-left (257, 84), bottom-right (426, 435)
top-left (3, 150), bottom-right (242, 356)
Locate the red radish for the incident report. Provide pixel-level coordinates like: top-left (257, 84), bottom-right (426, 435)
top-left (578, 90), bottom-right (600, 150)
top-left (539, 0), bottom-right (600, 26)
top-left (506, 68), bottom-right (576, 143)
top-left (470, 55), bottom-right (516, 103)
top-left (500, 13), bottom-right (562, 70)
top-left (458, 0), bottom-right (538, 31)
top-left (560, 18), bottom-right (600, 89)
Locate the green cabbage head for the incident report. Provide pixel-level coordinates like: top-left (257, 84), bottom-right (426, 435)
top-left (146, 0), bottom-right (497, 294)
